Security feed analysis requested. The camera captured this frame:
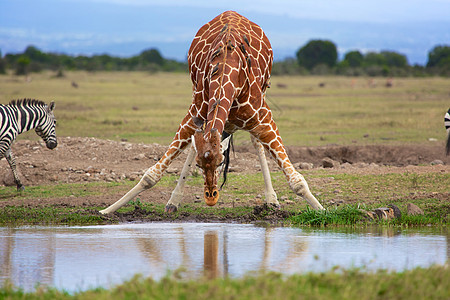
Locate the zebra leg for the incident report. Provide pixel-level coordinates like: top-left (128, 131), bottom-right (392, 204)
top-left (5, 148), bottom-right (24, 191)
top-left (250, 135), bottom-right (279, 208)
top-left (165, 143), bottom-right (196, 213)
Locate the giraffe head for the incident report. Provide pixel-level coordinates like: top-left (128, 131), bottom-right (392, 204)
top-left (192, 128), bottom-right (231, 206)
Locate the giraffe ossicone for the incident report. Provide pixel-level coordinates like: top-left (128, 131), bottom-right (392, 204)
top-left (99, 11), bottom-right (323, 215)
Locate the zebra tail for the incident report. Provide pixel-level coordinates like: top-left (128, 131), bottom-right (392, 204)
top-left (445, 108), bottom-right (450, 155)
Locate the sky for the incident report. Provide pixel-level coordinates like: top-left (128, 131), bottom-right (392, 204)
top-left (1, 0), bottom-right (449, 65)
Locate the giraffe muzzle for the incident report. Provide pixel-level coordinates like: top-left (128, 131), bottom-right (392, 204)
top-left (204, 188), bottom-right (219, 206)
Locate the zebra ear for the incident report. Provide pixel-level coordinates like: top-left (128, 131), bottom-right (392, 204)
top-left (48, 101), bottom-right (55, 112)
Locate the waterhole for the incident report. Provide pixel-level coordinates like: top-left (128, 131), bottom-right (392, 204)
top-left (0, 223), bottom-right (447, 292)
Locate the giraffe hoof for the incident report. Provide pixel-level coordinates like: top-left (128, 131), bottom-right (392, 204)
top-left (165, 204), bottom-right (178, 213)
top-left (17, 185), bottom-right (25, 192)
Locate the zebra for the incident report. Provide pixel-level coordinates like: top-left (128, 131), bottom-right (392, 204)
top-left (445, 108), bottom-right (450, 156)
top-left (0, 99), bottom-right (57, 190)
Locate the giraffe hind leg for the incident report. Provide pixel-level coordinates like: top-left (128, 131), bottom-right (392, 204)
top-left (5, 148), bottom-right (24, 191)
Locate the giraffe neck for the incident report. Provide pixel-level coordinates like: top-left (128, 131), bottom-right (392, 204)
top-left (204, 24), bottom-right (243, 138)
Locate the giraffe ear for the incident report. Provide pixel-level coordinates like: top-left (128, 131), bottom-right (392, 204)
top-left (220, 134), bottom-right (232, 153)
top-left (192, 117), bottom-right (204, 129)
top-left (192, 130), bottom-right (204, 154)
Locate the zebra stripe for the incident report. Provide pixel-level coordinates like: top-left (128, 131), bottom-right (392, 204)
top-left (0, 99), bottom-right (57, 189)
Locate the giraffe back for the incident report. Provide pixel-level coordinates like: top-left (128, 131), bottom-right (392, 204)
top-left (188, 11), bottom-right (273, 133)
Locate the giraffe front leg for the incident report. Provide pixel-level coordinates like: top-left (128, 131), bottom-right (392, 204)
top-left (250, 135), bottom-right (279, 208)
top-left (165, 143), bottom-right (196, 213)
top-left (99, 161), bottom-right (162, 214)
top-left (251, 124), bottom-right (324, 211)
top-left (5, 148), bottom-right (24, 191)
top-left (99, 115), bottom-right (196, 214)
top-left (287, 169), bottom-right (324, 210)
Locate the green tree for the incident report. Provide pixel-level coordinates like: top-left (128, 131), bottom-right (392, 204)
top-left (24, 45), bottom-right (49, 63)
top-left (344, 50), bottom-right (364, 67)
top-left (296, 40), bottom-right (337, 70)
top-left (140, 48), bottom-right (164, 66)
top-left (15, 55), bottom-right (30, 75)
top-left (0, 49), bottom-right (5, 74)
top-left (381, 51), bottom-right (408, 67)
top-left (426, 45), bottom-right (450, 68)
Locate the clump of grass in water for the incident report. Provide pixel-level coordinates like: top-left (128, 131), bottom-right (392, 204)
top-left (290, 205), bottom-right (364, 226)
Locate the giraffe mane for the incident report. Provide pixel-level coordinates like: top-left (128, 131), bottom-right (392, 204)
top-left (207, 25), bottom-right (250, 134)
top-left (8, 99), bottom-right (47, 107)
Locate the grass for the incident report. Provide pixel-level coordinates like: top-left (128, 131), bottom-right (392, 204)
top-left (0, 170), bottom-right (447, 226)
top-left (0, 206), bottom-right (106, 225)
top-left (1, 266), bottom-right (449, 299)
top-left (1, 72), bottom-right (448, 146)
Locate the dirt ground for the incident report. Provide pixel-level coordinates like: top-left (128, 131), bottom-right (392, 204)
top-left (1, 137), bottom-right (449, 222)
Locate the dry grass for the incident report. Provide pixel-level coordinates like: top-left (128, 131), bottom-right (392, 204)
top-left (1, 71), bottom-right (448, 146)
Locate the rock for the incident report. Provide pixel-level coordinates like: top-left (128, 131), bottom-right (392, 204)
top-left (322, 157), bottom-right (340, 168)
top-left (2, 171), bottom-right (18, 187)
top-left (369, 206), bottom-right (401, 220)
top-left (295, 162), bottom-right (313, 170)
top-left (389, 204), bottom-right (402, 219)
top-left (354, 162), bottom-right (369, 168)
top-left (359, 209), bottom-right (376, 220)
top-left (430, 160), bottom-right (444, 165)
top-left (166, 167), bottom-right (178, 174)
top-left (340, 162), bottom-right (353, 169)
top-left (128, 174), bottom-right (138, 181)
top-left (133, 153), bottom-right (146, 160)
top-left (407, 203), bottom-right (424, 215)
top-left (373, 207), bottom-right (395, 220)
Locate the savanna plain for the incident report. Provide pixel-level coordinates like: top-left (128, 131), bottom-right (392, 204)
top-left (0, 71), bottom-right (449, 299)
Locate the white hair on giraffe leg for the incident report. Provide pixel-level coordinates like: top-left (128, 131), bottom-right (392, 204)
top-left (165, 143), bottom-right (197, 213)
top-left (99, 168), bottom-right (159, 214)
top-left (251, 135), bottom-right (279, 207)
top-left (289, 172), bottom-right (324, 210)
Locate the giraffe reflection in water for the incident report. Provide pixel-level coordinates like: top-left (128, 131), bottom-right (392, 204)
top-left (0, 225), bottom-right (447, 291)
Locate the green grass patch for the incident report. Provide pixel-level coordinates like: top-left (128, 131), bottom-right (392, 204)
top-left (0, 169), bottom-right (447, 226)
top-left (0, 181), bottom-right (135, 201)
top-left (2, 266), bottom-right (448, 300)
top-left (289, 205), bottom-right (365, 226)
top-left (0, 206), bottom-right (107, 226)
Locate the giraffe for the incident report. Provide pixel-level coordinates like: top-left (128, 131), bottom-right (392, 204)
top-left (99, 11), bottom-right (323, 214)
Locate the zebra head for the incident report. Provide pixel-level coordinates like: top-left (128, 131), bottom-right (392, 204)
top-left (35, 101), bottom-right (57, 150)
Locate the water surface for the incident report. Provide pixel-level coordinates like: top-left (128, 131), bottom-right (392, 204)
top-left (0, 223), bottom-right (447, 292)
